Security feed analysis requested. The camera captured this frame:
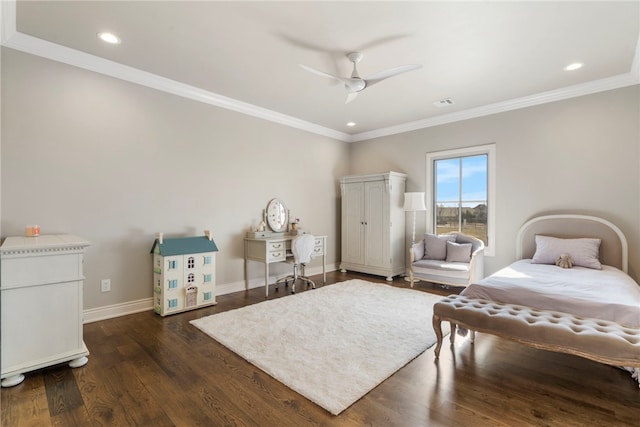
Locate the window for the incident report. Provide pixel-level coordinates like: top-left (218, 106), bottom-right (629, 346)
top-left (187, 273), bottom-right (195, 283)
top-left (187, 257), bottom-right (195, 269)
top-left (203, 273), bottom-right (212, 283)
top-left (426, 144), bottom-right (495, 255)
top-left (168, 259), bottom-right (177, 270)
top-left (203, 255), bottom-right (212, 265)
top-left (168, 279), bottom-right (178, 289)
top-left (203, 291), bottom-right (212, 301)
top-left (168, 298), bottom-right (178, 309)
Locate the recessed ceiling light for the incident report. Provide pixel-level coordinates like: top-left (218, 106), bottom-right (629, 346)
top-left (346, 122), bottom-right (356, 127)
top-left (97, 32), bottom-right (121, 44)
top-left (564, 62), bottom-right (583, 71)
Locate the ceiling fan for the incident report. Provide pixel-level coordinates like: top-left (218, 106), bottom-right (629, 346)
top-left (300, 52), bottom-right (422, 104)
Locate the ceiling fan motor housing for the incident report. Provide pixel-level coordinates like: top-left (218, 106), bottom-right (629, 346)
top-left (346, 79), bottom-right (366, 92)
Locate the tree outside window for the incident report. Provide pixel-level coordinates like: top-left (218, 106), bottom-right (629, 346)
top-left (427, 144), bottom-right (495, 255)
top-left (434, 154), bottom-right (488, 244)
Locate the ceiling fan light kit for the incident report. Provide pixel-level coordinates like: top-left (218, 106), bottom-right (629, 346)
top-left (300, 52), bottom-right (422, 104)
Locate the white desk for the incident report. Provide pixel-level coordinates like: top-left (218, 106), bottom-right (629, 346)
top-left (244, 234), bottom-right (326, 296)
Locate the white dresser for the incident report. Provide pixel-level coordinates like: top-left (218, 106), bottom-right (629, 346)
top-left (1, 234), bottom-right (90, 387)
top-left (339, 172), bottom-right (407, 281)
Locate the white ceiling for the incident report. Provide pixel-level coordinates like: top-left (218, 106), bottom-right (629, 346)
top-left (3, 1), bottom-right (639, 142)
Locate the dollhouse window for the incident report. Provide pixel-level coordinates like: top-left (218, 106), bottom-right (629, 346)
top-left (187, 257), bottom-right (195, 269)
top-left (168, 298), bottom-right (178, 309)
top-left (204, 291), bottom-right (212, 301)
top-left (188, 273), bottom-right (195, 283)
top-left (168, 279), bottom-right (178, 289)
top-left (203, 274), bottom-right (212, 283)
top-left (168, 260), bottom-right (177, 270)
top-left (204, 256), bottom-right (212, 265)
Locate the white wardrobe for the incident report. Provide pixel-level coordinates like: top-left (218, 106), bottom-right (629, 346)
top-left (339, 172), bottom-right (407, 281)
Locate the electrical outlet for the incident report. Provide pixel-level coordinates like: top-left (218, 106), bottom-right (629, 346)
top-left (101, 279), bottom-right (111, 293)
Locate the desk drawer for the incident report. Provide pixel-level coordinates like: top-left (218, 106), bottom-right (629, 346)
top-left (313, 238), bottom-right (325, 256)
top-left (268, 241), bottom-right (286, 251)
top-left (268, 250), bottom-right (286, 262)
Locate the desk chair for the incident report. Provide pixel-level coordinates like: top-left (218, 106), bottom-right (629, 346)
top-left (275, 233), bottom-right (316, 293)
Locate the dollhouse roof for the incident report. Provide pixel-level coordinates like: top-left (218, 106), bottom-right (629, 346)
top-left (151, 236), bottom-right (218, 256)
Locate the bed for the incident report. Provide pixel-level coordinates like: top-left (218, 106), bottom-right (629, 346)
top-left (462, 214), bottom-right (640, 326)
top-left (435, 213), bottom-right (640, 384)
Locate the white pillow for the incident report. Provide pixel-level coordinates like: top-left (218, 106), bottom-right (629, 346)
top-left (445, 241), bottom-right (472, 263)
top-left (424, 234), bottom-right (456, 260)
top-left (531, 235), bottom-right (602, 269)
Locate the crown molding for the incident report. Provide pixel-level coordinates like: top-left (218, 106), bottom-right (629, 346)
top-left (350, 70), bottom-right (640, 142)
top-left (1, 30), bottom-right (352, 142)
top-left (1, 0), bottom-right (638, 144)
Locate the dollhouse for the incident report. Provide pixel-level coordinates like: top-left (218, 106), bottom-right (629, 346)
top-left (151, 230), bottom-right (218, 316)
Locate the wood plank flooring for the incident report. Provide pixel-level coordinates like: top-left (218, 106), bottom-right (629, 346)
top-left (2, 271), bottom-right (639, 426)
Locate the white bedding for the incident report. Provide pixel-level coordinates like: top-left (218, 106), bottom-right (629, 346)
top-left (461, 259), bottom-right (640, 327)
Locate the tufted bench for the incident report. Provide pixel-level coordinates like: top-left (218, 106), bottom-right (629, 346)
top-left (432, 295), bottom-right (640, 374)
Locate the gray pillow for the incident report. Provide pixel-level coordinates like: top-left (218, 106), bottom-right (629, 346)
top-left (531, 235), bottom-right (602, 269)
top-left (445, 241), bottom-right (472, 262)
top-left (424, 234), bottom-right (456, 260)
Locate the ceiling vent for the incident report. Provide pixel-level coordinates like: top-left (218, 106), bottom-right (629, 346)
top-left (433, 98), bottom-right (455, 108)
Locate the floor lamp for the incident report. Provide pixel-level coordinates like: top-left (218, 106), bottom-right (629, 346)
top-left (403, 192), bottom-right (427, 282)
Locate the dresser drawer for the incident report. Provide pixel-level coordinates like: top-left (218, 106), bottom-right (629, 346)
top-left (1, 253), bottom-right (83, 289)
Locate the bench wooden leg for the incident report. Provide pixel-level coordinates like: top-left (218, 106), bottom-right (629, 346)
top-left (449, 322), bottom-right (457, 346)
top-left (433, 315), bottom-right (444, 358)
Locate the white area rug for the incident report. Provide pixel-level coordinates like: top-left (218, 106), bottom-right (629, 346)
top-left (190, 279), bottom-right (448, 415)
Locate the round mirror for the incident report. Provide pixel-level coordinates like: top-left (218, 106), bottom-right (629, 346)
top-left (266, 198), bottom-right (288, 232)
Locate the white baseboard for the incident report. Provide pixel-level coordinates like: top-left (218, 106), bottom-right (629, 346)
top-left (217, 264), bottom-right (336, 295)
top-left (83, 264), bottom-right (339, 323)
top-left (83, 298), bottom-right (153, 323)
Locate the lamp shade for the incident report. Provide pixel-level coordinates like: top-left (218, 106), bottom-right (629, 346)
top-left (403, 192), bottom-right (426, 212)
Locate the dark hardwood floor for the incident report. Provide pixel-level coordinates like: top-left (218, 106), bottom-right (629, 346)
top-left (2, 271), bottom-right (639, 426)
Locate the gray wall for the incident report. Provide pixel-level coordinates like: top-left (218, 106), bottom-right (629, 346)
top-left (1, 48), bottom-right (350, 310)
top-left (2, 47), bottom-right (639, 314)
top-left (350, 85), bottom-right (640, 280)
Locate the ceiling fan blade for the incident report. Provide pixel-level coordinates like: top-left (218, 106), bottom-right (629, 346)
top-left (345, 92), bottom-right (358, 104)
top-left (299, 64), bottom-right (349, 84)
top-left (364, 64), bottom-right (422, 87)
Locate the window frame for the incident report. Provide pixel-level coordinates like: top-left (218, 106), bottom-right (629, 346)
top-left (426, 143), bottom-right (496, 256)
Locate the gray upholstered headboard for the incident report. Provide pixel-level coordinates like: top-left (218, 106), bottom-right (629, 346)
top-left (516, 214), bottom-right (628, 273)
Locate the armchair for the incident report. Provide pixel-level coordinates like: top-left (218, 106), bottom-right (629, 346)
top-left (409, 232), bottom-right (484, 288)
